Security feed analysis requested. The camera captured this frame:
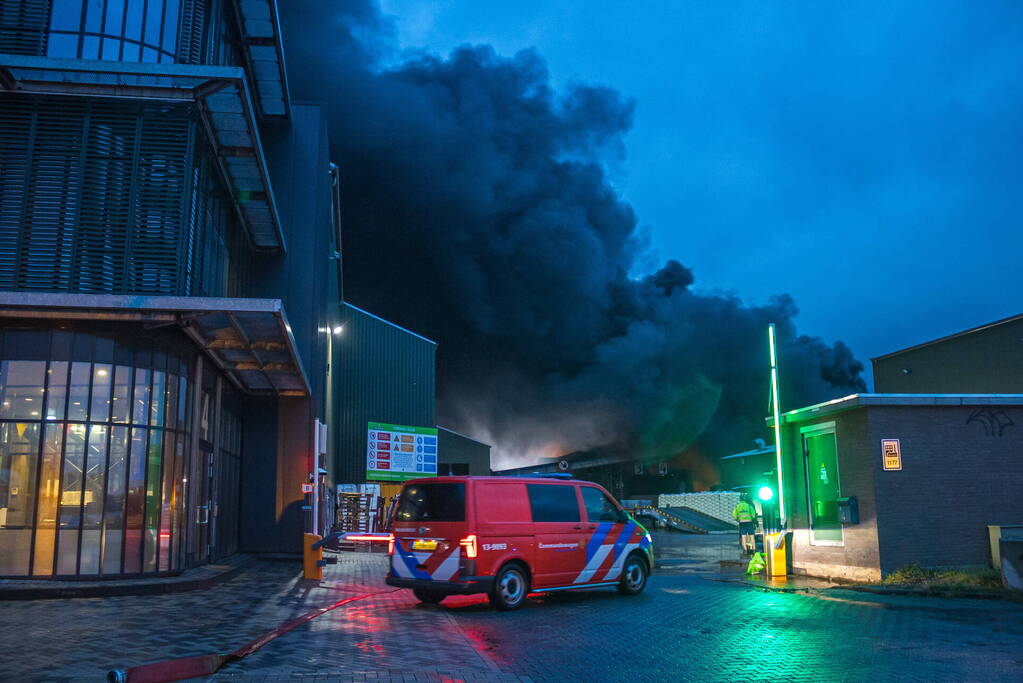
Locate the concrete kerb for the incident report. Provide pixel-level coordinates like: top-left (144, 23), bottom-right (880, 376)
top-left (0, 553), bottom-right (256, 601)
top-left (725, 573), bottom-right (1023, 604)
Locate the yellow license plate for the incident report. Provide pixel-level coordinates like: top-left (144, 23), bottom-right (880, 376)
top-left (412, 539), bottom-right (438, 551)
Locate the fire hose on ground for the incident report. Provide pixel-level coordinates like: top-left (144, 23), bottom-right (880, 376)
top-left (107, 531), bottom-right (393, 683)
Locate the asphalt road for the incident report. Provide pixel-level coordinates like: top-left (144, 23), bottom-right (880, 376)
top-left (2, 532), bottom-right (1022, 682)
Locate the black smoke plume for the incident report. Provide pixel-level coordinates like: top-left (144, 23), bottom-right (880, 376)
top-left (279, 1), bottom-right (866, 481)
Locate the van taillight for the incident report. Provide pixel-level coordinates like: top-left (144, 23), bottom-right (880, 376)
top-left (459, 534), bottom-right (478, 558)
top-left (387, 533), bottom-right (394, 556)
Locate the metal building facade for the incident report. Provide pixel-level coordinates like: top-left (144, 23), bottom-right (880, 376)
top-left (334, 303), bottom-right (435, 485)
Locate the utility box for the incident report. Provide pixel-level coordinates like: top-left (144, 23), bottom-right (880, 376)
top-left (837, 496), bottom-right (859, 525)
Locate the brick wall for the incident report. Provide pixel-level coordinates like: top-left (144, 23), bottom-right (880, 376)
top-left (784, 409), bottom-right (883, 582)
top-left (658, 491), bottom-right (741, 523)
top-left (871, 404), bottom-right (1023, 573)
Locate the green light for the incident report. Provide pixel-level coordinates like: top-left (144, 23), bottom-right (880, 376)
top-left (758, 485), bottom-right (774, 502)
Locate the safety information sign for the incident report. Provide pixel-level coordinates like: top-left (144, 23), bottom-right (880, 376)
top-left (881, 439), bottom-right (902, 471)
top-left (366, 422), bottom-right (439, 481)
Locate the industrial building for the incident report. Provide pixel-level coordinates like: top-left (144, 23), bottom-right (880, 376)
top-left (772, 315), bottom-right (1023, 581)
top-left (0, 0), bottom-right (484, 579)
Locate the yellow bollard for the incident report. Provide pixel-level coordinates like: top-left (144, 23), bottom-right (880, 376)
top-left (764, 532), bottom-right (787, 578)
top-left (303, 533), bottom-right (323, 580)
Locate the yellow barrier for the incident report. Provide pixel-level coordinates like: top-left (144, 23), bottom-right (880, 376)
top-left (764, 532), bottom-right (787, 578)
top-left (303, 533), bottom-right (323, 580)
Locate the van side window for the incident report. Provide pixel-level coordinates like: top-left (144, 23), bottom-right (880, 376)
top-left (527, 484), bottom-right (580, 523)
top-left (580, 487), bottom-right (620, 523)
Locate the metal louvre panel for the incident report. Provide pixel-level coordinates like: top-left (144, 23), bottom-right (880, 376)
top-left (0, 94), bottom-right (196, 295)
top-left (0, 0), bottom-right (50, 56)
top-left (129, 106), bottom-right (192, 293)
top-left (0, 96), bottom-right (35, 288)
top-left (177, 0), bottom-right (207, 65)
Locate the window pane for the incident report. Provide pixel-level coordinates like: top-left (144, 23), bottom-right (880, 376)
top-left (84, 0), bottom-right (104, 32)
top-left (101, 37), bottom-right (121, 60)
top-left (0, 422), bottom-right (40, 575)
top-left (177, 375), bottom-right (188, 425)
top-left (143, 429), bottom-right (163, 572)
top-left (132, 369), bottom-right (150, 424)
top-left (171, 437), bottom-right (185, 570)
top-left (104, 0), bottom-right (125, 36)
top-left (91, 364), bottom-right (112, 422)
top-left (79, 425), bottom-right (108, 574)
top-left (82, 35), bottom-right (100, 59)
top-left (67, 362), bottom-right (90, 421)
top-left (159, 432), bottom-right (175, 571)
top-left (162, 0), bottom-right (179, 52)
top-left (111, 365), bottom-right (131, 423)
top-left (33, 424), bottom-right (64, 575)
top-left (0, 360), bottom-right (46, 420)
top-left (46, 361), bottom-right (69, 421)
top-left (527, 484), bottom-right (581, 523)
top-left (394, 483), bottom-right (465, 522)
top-left (142, 46), bottom-right (158, 62)
top-left (124, 0), bottom-right (144, 39)
top-left (581, 486), bottom-right (620, 523)
top-left (122, 40), bottom-right (140, 61)
top-left (50, 0), bottom-right (83, 31)
top-left (46, 32), bottom-right (80, 58)
top-left (124, 427), bottom-right (147, 573)
top-left (103, 425), bottom-right (129, 574)
top-left (57, 423), bottom-right (87, 574)
top-left (165, 374), bottom-right (178, 430)
top-left (144, 0), bottom-right (162, 46)
top-left (150, 370), bottom-right (165, 427)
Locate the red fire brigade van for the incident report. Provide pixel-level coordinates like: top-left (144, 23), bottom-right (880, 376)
top-left (384, 475), bottom-right (654, 610)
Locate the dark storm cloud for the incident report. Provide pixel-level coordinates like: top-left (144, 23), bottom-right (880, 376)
top-left (279, 1), bottom-right (865, 471)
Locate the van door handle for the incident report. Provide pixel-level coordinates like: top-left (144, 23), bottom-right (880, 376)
top-left (573, 525), bottom-right (583, 530)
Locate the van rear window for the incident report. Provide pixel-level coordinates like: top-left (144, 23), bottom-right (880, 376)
top-left (395, 483), bottom-right (465, 522)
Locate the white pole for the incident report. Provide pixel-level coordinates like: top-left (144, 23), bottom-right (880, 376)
top-left (769, 323), bottom-right (786, 524)
top-left (312, 419), bottom-right (319, 536)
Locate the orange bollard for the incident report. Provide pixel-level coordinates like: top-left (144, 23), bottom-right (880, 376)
top-left (303, 533), bottom-right (323, 580)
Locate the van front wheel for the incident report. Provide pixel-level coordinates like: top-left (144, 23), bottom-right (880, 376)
top-left (617, 553), bottom-right (648, 595)
top-left (489, 564), bottom-right (529, 611)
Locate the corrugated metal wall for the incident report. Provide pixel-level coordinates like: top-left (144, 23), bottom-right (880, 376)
top-left (438, 427), bottom-right (492, 475)
top-left (334, 303), bottom-right (436, 484)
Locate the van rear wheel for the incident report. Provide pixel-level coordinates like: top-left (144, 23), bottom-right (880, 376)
top-left (413, 588), bottom-right (446, 605)
top-left (489, 564), bottom-right (529, 611)
top-left (617, 553), bottom-right (648, 595)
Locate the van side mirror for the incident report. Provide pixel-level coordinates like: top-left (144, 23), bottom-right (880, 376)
top-left (618, 509), bottom-right (631, 523)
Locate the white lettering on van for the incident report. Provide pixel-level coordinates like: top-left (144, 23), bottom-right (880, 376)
top-left (483, 543), bottom-right (507, 551)
top-left (538, 543), bottom-right (578, 549)
top-left (395, 528), bottom-right (415, 533)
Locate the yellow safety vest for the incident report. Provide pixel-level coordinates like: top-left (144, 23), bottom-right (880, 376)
top-left (733, 502), bottom-right (756, 523)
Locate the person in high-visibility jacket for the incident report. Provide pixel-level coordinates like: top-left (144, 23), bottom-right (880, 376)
top-left (732, 494), bottom-right (758, 556)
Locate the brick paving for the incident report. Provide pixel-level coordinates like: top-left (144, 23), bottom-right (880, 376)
top-left (1, 532), bottom-right (1022, 682)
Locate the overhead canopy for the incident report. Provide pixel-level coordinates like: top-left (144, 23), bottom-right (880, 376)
top-left (232, 0), bottom-right (291, 117)
top-left (0, 55), bottom-right (286, 253)
top-left (0, 292), bottom-right (309, 396)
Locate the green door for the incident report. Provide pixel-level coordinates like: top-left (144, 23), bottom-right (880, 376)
top-left (803, 429), bottom-right (843, 544)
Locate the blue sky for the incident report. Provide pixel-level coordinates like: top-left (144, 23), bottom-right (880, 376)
top-left (378, 0), bottom-right (1023, 385)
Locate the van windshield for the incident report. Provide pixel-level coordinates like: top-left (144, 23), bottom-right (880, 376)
top-left (395, 483), bottom-right (465, 522)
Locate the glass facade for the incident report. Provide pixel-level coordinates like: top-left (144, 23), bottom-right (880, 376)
top-left (43, 0), bottom-right (241, 66)
top-left (0, 329), bottom-right (192, 577)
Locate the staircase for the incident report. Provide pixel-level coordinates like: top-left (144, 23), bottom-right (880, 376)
top-left (632, 506), bottom-right (738, 535)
